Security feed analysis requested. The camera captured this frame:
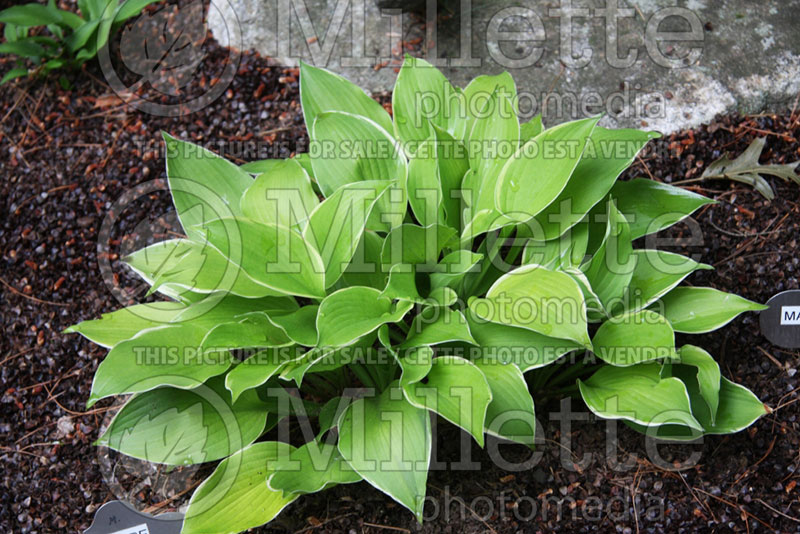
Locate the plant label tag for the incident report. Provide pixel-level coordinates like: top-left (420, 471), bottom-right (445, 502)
top-left (760, 290), bottom-right (800, 348)
top-left (83, 500), bottom-right (183, 534)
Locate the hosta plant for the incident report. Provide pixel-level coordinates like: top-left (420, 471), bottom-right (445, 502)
top-left (67, 56), bottom-right (769, 533)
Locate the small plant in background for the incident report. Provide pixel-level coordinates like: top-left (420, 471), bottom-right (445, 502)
top-left (0, 0), bottom-right (159, 85)
top-left (67, 56), bottom-right (769, 533)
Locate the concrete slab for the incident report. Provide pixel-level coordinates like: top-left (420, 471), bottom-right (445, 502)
top-left (208, 0), bottom-right (800, 132)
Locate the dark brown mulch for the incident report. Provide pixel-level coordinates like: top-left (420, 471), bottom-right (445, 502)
top-left (1, 31), bottom-right (799, 534)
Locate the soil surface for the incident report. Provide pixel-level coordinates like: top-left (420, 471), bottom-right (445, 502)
top-left (2, 19), bottom-right (800, 534)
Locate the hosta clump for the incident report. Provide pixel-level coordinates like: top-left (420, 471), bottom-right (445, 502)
top-left (67, 56), bottom-right (769, 532)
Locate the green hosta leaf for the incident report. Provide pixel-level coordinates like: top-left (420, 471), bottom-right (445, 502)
top-left (532, 128), bottom-right (656, 240)
top-left (467, 88), bottom-right (520, 214)
top-left (202, 312), bottom-right (292, 350)
top-left (431, 124), bottom-right (470, 229)
top-left (310, 111), bottom-right (407, 231)
top-left (469, 264), bottom-right (591, 347)
top-left (580, 200), bottom-right (635, 315)
top-left (182, 441), bottom-right (296, 534)
top-left (406, 128), bottom-right (470, 231)
top-left (694, 376), bottom-right (766, 434)
top-left (380, 263), bottom-right (422, 303)
top-left (64, 300), bottom-right (185, 348)
top-left (300, 61), bottom-right (393, 134)
top-left (340, 231), bottom-right (387, 290)
top-left (240, 159), bottom-right (319, 227)
top-left (622, 250), bottom-right (712, 313)
top-left (316, 287), bottom-right (413, 347)
top-left (393, 55), bottom-right (464, 148)
top-left (653, 286), bottom-right (767, 333)
top-left (400, 307), bottom-right (477, 349)
top-left (125, 239), bottom-right (284, 299)
top-left (88, 323), bottom-right (231, 406)
top-left (461, 72), bottom-right (517, 144)
top-left (268, 305), bottom-right (319, 346)
top-left (429, 250), bottom-right (483, 291)
top-left (97, 376), bottom-right (268, 465)
top-left (610, 178), bottom-right (714, 239)
top-left (225, 348), bottom-right (295, 402)
top-left (163, 134), bottom-right (253, 241)
top-left (522, 221), bottom-right (588, 270)
top-left (591, 309), bottom-right (675, 366)
top-left (465, 309), bottom-right (581, 371)
top-left (200, 217), bottom-right (326, 299)
top-left (304, 181), bottom-right (392, 288)
top-left (495, 116), bottom-right (600, 222)
top-left (402, 355), bottom-right (491, 447)
top-left (381, 223), bottom-right (457, 271)
top-left (519, 115), bottom-right (543, 143)
top-left (269, 441), bottom-right (362, 495)
top-left (646, 354), bottom-right (767, 440)
top-left (562, 267), bottom-right (605, 322)
top-left (88, 294), bottom-right (290, 405)
top-left (676, 345), bottom-right (721, 423)
top-left (337, 383), bottom-right (431, 521)
top-left (578, 363), bottom-right (702, 431)
top-left (471, 358), bottom-right (535, 446)
top-left (407, 136), bottom-right (444, 228)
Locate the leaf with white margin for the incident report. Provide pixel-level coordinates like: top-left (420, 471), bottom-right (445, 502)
top-left (401, 355), bottom-right (492, 447)
top-left (337, 382), bottom-right (431, 522)
top-left (97, 376), bottom-right (267, 465)
top-left (240, 158), bottom-right (319, 228)
top-left (163, 133), bottom-right (253, 242)
top-left (675, 345), bottom-right (721, 423)
top-left (591, 309), bottom-right (676, 367)
top-left (392, 55), bottom-right (464, 147)
top-left (300, 61), bottom-right (394, 133)
top-left (303, 180), bottom-right (392, 288)
top-left (182, 441), bottom-right (297, 534)
top-left (400, 306), bottom-right (477, 349)
top-left (652, 287), bottom-right (767, 333)
top-left (199, 217), bottom-right (326, 299)
top-left (495, 116), bottom-right (599, 222)
top-left (578, 363), bottom-right (703, 431)
top-left (469, 264), bottom-right (591, 348)
top-left (620, 250), bottom-right (712, 314)
top-left (268, 441), bottom-right (362, 495)
top-left (316, 287), bottom-right (413, 347)
top-left (470, 357), bottom-right (535, 446)
top-left (64, 300), bottom-right (186, 348)
top-left (465, 308), bottom-right (582, 372)
top-left (532, 127), bottom-right (657, 240)
top-left (125, 239), bottom-right (284, 299)
top-left (225, 348), bottom-right (297, 402)
top-left (310, 111), bottom-right (407, 232)
top-left (610, 178), bottom-right (714, 239)
top-left (580, 200), bottom-right (635, 314)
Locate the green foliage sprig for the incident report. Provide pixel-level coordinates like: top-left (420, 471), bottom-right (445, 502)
top-left (67, 56), bottom-right (769, 533)
top-left (0, 0), bottom-right (159, 84)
